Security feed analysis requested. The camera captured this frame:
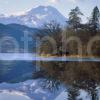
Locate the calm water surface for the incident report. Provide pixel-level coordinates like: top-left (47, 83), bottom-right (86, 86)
top-left (0, 53), bottom-right (100, 83)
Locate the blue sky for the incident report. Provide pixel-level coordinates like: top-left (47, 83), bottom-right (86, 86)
top-left (0, 0), bottom-right (100, 21)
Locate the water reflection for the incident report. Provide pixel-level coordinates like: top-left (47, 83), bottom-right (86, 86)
top-left (39, 61), bottom-right (100, 99)
top-left (0, 61), bottom-right (36, 83)
top-left (0, 61), bottom-right (15, 75)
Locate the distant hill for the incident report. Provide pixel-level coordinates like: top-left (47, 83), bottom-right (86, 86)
top-left (0, 23), bottom-right (40, 53)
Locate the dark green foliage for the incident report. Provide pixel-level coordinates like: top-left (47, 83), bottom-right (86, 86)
top-left (68, 6), bottom-right (83, 30)
top-left (89, 6), bottom-right (100, 34)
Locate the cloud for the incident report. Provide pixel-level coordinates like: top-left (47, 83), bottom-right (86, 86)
top-left (50, 0), bottom-right (58, 3)
top-left (69, 0), bottom-right (77, 3)
top-left (9, 11), bottom-right (25, 16)
top-left (50, 0), bottom-right (77, 3)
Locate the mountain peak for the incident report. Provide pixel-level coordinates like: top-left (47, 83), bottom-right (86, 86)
top-left (27, 5), bottom-right (58, 15)
top-left (31, 5), bottom-right (55, 10)
top-left (0, 6), bottom-right (67, 28)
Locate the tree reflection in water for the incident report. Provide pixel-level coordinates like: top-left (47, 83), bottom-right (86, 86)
top-left (36, 61), bottom-right (100, 100)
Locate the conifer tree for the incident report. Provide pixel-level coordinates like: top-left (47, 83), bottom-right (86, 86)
top-left (68, 6), bottom-right (83, 30)
top-left (89, 6), bottom-right (100, 34)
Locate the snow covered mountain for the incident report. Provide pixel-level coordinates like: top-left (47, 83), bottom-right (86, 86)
top-left (0, 6), bottom-right (66, 28)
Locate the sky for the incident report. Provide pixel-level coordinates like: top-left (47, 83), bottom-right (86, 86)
top-left (0, 0), bottom-right (100, 22)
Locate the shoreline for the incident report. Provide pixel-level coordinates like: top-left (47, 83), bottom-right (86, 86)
top-left (38, 54), bottom-right (100, 58)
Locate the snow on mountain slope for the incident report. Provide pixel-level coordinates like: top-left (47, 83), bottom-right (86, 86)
top-left (0, 6), bottom-right (67, 28)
